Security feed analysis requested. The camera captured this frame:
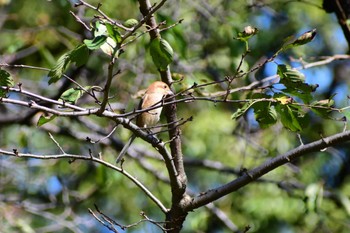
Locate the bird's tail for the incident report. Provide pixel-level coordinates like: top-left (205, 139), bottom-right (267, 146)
top-left (116, 134), bottom-right (136, 163)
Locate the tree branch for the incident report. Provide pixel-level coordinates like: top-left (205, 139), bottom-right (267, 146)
top-left (186, 130), bottom-right (350, 211)
top-left (0, 63), bottom-right (96, 100)
top-left (75, 0), bottom-right (131, 31)
top-left (0, 149), bottom-right (169, 213)
top-left (98, 59), bottom-right (117, 114)
top-left (138, 0), bottom-right (186, 191)
top-left (137, 0), bottom-right (188, 231)
top-left (323, 0), bottom-right (350, 51)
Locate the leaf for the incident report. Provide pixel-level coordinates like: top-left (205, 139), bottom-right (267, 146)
top-left (283, 29), bottom-right (316, 50)
top-left (48, 45), bottom-right (89, 85)
top-left (171, 72), bottom-right (185, 81)
top-left (59, 87), bottom-right (90, 104)
top-left (310, 99), bottom-right (335, 118)
top-left (105, 23), bottom-right (122, 44)
top-left (277, 64), bottom-right (317, 103)
top-left (253, 101), bottom-right (277, 128)
top-left (160, 38), bottom-right (174, 60)
top-left (232, 100), bottom-right (254, 120)
top-left (100, 37), bottom-right (117, 56)
top-left (284, 87), bottom-right (315, 104)
top-left (277, 64), bottom-right (305, 82)
top-left (84, 35), bottom-right (108, 50)
top-left (86, 22), bottom-right (121, 56)
top-left (94, 21), bottom-right (107, 37)
top-left (338, 192), bottom-right (350, 215)
top-left (275, 104), bottom-right (307, 132)
top-left (150, 37), bottom-right (174, 71)
top-left (123, 18), bottom-right (139, 28)
top-left (305, 183), bottom-right (323, 212)
top-left (232, 93), bottom-right (277, 128)
top-left (70, 44), bottom-right (89, 67)
top-left (0, 69), bottom-right (14, 97)
top-left (248, 93), bottom-right (277, 128)
top-left (275, 95), bottom-right (293, 105)
top-left (292, 29), bottom-right (317, 46)
top-left (37, 114), bottom-right (56, 127)
top-left (48, 53), bottom-right (70, 85)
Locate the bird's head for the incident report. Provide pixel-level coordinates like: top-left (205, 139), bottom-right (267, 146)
top-left (146, 81), bottom-right (173, 96)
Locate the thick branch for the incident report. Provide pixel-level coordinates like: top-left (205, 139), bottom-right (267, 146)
top-left (186, 130), bottom-right (350, 211)
top-left (323, 0), bottom-right (350, 51)
top-left (138, 0), bottom-right (187, 199)
top-left (137, 0), bottom-right (188, 231)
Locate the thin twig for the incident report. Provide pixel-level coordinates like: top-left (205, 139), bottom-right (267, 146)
top-left (121, 0), bottom-right (169, 43)
top-left (88, 208), bottom-right (118, 233)
top-left (69, 11), bottom-right (91, 31)
top-left (121, 21), bottom-right (166, 48)
top-left (159, 19), bottom-right (184, 32)
top-left (0, 97), bottom-right (99, 117)
top-left (0, 148), bottom-right (169, 213)
top-left (89, 125), bottom-right (118, 144)
top-left (76, 0), bottom-right (131, 31)
top-left (0, 63), bottom-right (97, 101)
top-left (2, 86), bottom-right (86, 111)
top-left (98, 62), bottom-right (119, 114)
top-left (48, 132), bottom-right (66, 154)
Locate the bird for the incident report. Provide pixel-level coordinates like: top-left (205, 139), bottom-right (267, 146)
top-left (116, 81), bottom-right (173, 163)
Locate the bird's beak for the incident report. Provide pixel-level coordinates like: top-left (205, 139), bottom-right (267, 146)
top-left (166, 90), bottom-right (174, 96)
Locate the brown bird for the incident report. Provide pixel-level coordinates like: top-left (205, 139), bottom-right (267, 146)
top-left (116, 81), bottom-right (173, 163)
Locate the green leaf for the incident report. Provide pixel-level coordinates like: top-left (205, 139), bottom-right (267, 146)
top-left (37, 114), bottom-right (56, 127)
top-left (59, 87), bottom-right (90, 104)
top-left (100, 37), bottom-right (117, 56)
top-left (123, 18), bottom-right (139, 28)
top-left (84, 35), bottom-right (108, 50)
top-left (338, 192), bottom-right (350, 216)
top-left (160, 38), bottom-right (174, 61)
top-left (275, 104), bottom-right (307, 132)
top-left (310, 99), bottom-right (335, 118)
top-left (94, 21), bottom-right (107, 37)
top-left (150, 37), bottom-right (174, 71)
top-left (253, 101), bottom-right (277, 128)
top-left (48, 45), bottom-right (89, 85)
top-left (291, 29), bottom-right (317, 46)
top-left (275, 95), bottom-right (293, 105)
top-left (283, 87), bottom-right (314, 104)
top-left (48, 53), bottom-right (70, 85)
top-left (171, 72), bottom-right (185, 81)
top-left (0, 69), bottom-right (14, 97)
top-left (283, 29), bottom-right (316, 50)
top-left (232, 100), bottom-right (254, 120)
top-left (70, 44), bottom-right (89, 67)
top-left (277, 64), bottom-right (304, 80)
top-left (305, 183), bottom-right (323, 212)
top-left (232, 93), bottom-right (277, 129)
top-left (277, 64), bottom-right (317, 103)
top-left (105, 23), bottom-right (122, 44)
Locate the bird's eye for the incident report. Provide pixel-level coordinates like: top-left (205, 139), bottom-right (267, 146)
top-left (164, 85), bottom-right (167, 89)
